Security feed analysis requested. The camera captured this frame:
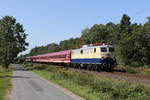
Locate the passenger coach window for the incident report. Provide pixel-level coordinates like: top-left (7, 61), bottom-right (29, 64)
top-left (101, 47), bottom-right (107, 52)
top-left (109, 47), bottom-right (114, 52)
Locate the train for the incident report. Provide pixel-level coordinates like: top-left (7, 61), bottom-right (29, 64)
top-left (25, 43), bottom-right (117, 71)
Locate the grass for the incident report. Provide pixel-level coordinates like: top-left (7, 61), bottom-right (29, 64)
top-left (24, 63), bottom-right (150, 100)
top-left (0, 67), bottom-right (12, 100)
top-left (140, 68), bottom-right (150, 75)
top-left (125, 65), bottom-right (150, 76)
top-left (125, 66), bottom-right (138, 74)
top-left (117, 66), bottom-right (150, 75)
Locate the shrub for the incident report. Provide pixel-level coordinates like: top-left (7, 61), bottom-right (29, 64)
top-left (144, 65), bottom-right (150, 68)
top-left (126, 67), bottom-right (137, 74)
top-left (24, 63), bottom-right (47, 70)
top-left (141, 69), bottom-right (150, 75)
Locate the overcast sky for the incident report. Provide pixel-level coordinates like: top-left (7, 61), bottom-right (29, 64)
top-left (0, 0), bottom-right (150, 54)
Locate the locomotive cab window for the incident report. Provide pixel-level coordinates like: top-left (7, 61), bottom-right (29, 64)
top-left (109, 47), bottom-right (114, 52)
top-left (101, 47), bottom-right (107, 52)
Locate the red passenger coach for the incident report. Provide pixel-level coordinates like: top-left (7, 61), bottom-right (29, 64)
top-left (27, 50), bottom-right (71, 64)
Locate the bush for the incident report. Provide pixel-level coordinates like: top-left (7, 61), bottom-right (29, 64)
top-left (126, 67), bottom-right (137, 74)
top-left (33, 64), bottom-right (47, 70)
top-left (90, 80), bottom-right (113, 93)
top-left (46, 67), bottom-right (59, 72)
top-left (141, 69), bottom-right (150, 75)
top-left (23, 63), bottom-right (47, 70)
top-left (144, 65), bottom-right (150, 68)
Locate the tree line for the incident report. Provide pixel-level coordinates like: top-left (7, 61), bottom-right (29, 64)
top-left (26, 14), bottom-right (150, 66)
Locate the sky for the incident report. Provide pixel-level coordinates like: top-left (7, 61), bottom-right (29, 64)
top-left (0, 0), bottom-right (150, 54)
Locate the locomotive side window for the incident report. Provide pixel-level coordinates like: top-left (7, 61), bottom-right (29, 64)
top-left (94, 48), bottom-right (96, 53)
top-left (81, 50), bottom-right (83, 54)
top-left (109, 47), bottom-right (114, 52)
top-left (101, 47), bottom-right (107, 52)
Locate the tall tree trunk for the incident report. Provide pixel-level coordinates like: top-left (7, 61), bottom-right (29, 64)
top-left (3, 53), bottom-right (9, 68)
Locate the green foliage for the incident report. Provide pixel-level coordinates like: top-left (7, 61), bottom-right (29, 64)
top-left (0, 16), bottom-right (28, 68)
top-left (141, 68), bottom-right (150, 75)
top-left (81, 24), bottom-right (114, 44)
top-left (126, 66), bottom-right (138, 74)
top-left (59, 38), bottom-right (83, 50)
top-left (144, 65), bottom-right (150, 68)
top-left (26, 37), bottom-right (84, 56)
top-left (28, 43), bottom-right (60, 56)
top-left (23, 63), bottom-right (47, 70)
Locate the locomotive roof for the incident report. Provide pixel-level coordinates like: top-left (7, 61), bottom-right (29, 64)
top-left (73, 44), bottom-right (114, 51)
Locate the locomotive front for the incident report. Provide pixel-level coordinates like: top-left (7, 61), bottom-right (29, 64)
top-left (98, 44), bottom-right (116, 70)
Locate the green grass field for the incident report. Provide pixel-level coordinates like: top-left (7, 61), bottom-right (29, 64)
top-left (0, 68), bottom-right (12, 100)
top-left (24, 64), bottom-right (150, 100)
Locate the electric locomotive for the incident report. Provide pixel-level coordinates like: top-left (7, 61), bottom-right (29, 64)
top-left (71, 43), bottom-right (116, 71)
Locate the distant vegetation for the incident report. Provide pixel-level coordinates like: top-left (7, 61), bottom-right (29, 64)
top-left (24, 63), bottom-right (150, 100)
top-left (25, 14), bottom-right (150, 67)
top-left (0, 16), bottom-right (28, 68)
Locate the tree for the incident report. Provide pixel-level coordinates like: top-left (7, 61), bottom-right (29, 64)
top-left (59, 38), bottom-right (82, 50)
top-left (46, 43), bottom-right (60, 53)
top-left (81, 27), bottom-right (90, 38)
top-left (117, 14), bottom-right (131, 41)
top-left (81, 24), bottom-right (113, 44)
top-left (115, 14), bottom-right (132, 65)
top-left (0, 16), bottom-right (28, 68)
